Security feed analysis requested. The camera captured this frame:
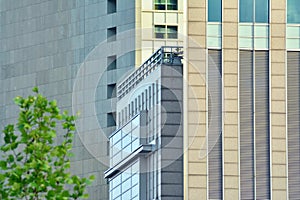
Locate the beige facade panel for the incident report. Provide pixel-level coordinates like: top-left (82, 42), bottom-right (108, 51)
top-left (224, 189), bottom-right (239, 199)
top-left (188, 188), bottom-right (207, 200)
top-left (223, 23), bottom-right (238, 36)
top-left (270, 63), bottom-right (286, 75)
top-left (271, 126), bottom-right (286, 139)
top-left (188, 22), bottom-right (206, 36)
top-left (188, 8), bottom-right (205, 21)
top-left (188, 0), bottom-right (205, 8)
top-left (272, 190), bottom-right (288, 200)
top-left (223, 61), bottom-right (238, 73)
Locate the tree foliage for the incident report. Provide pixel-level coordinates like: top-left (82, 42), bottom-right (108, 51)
top-left (0, 87), bottom-right (94, 199)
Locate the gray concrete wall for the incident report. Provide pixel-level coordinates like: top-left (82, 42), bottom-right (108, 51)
top-left (0, 0), bottom-right (136, 199)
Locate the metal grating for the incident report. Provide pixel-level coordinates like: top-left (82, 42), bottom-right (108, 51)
top-left (117, 46), bottom-right (183, 100)
top-left (255, 50), bottom-right (270, 199)
top-left (208, 50), bottom-right (223, 200)
top-left (239, 50), bottom-right (255, 199)
top-left (287, 51), bottom-right (300, 199)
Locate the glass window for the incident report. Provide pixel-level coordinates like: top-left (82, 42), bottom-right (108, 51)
top-left (107, 27), bottom-right (117, 42)
top-left (288, 0), bottom-right (300, 24)
top-left (240, 0), bottom-right (269, 23)
top-left (155, 25), bottom-right (165, 39)
top-left (155, 0), bottom-right (177, 10)
top-left (107, 0), bottom-right (116, 14)
top-left (208, 0), bottom-right (222, 22)
top-left (240, 0), bottom-right (253, 22)
top-left (155, 25), bottom-right (178, 39)
top-left (167, 26), bottom-right (178, 38)
top-left (154, 0), bottom-right (166, 10)
top-left (167, 0), bottom-right (177, 10)
top-left (255, 0), bottom-right (269, 23)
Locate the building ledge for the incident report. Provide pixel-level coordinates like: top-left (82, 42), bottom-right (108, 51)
top-left (104, 144), bottom-right (154, 179)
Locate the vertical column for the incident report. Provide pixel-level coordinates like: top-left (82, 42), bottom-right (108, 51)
top-left (185, 0), bottom-right (207, 199)
top-left (270, 0), bottom-right (288, 199)
top-left (222, 0), bottom-right (239, 199)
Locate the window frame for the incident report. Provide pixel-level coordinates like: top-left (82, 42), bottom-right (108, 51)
top-left (154, 25), bottom-right (178, 39)
top-left (154, 0), bottom-right (178, 10)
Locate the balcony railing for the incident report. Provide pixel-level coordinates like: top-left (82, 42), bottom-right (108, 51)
top-left (117, 46), bottom-right (183, 100)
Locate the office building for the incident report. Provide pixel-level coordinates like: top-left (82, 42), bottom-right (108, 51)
top-left (0, 0), bottom-right (183, 199)
top-left (105, 46), bottom-right (184, 200)
top-left (1, 0), bottom-right (300, 199)
top-left (185, 0), bottom-right (300, 199)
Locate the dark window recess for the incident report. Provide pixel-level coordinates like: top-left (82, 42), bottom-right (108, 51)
top-left (107, 0), bottom-right (116, 14)
top-left (155, 25), bottom-right (165, 39)
top-left (107, 84), bottom-right (116, 98)
top-left (107, 55), bottom-right (117, 70)
top-left (155, 0), bottom-right (177, 10)
top-left (107, 112), bottom-right (116, 127)
top-left (154, 0), bottom-right (166, 10)
top-left (167, 26), bottom-right (178, 39)
top-left (107, 27), bottom-right (116, 42)
top-left (167, 0), bottom-right (177, 10)
top-left (155, 25), bottom-right (178, 39)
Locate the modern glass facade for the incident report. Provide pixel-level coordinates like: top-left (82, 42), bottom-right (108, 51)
top-left (105, 47), bottom-right (184, 200)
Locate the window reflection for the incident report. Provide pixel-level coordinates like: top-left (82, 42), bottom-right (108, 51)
top-left (239, 0), bottom-right (269, 23)
top-left (208, 0), bottom-right (222, 22)
top-left (155, 0), bottom-right (178, 10)
top-left (255, 0), bottom-right (269, 23)
top-left (288, 0), bottom-right (300, 24)
top-left (110, 161), bottom-right (140, 200)
top-left (154, 25), bottom-right (178, 39)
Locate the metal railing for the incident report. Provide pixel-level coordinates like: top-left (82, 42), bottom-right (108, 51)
top-left (117, 46), bottom-right (183, 99)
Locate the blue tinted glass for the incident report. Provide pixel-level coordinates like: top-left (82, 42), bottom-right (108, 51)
top-left (208, 0), bottom-right (222, 22)
top-left (288, 0), bottom-right (300, 23)
top-left (240, 0), bottom-right (253, 22)
top-left (255, 0), bottom-right (269, 23)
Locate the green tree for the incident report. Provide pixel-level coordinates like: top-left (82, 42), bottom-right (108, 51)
top-left (0, 87), bottom-right (94, 199)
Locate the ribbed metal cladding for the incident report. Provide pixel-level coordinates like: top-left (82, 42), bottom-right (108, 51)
top-left (255, 51), bottom-right (270, 199)
top-left (208, 50), bottom-right (222, 200)
top-left (287, 51), bottom-right (300, 199)
top-left (239, 50), bottom-right (255, 199)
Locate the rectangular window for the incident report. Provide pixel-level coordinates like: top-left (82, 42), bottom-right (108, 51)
top-left (107, 55), bottom-right (117, 70)
top-left (288, 0), bottom-right (300, 24)
top-left (240, 0), bottom-right (269, 23)
top-left (208, 0), bottom-right (222, 22)
top-left (154, 0), bottom-right (165, 10)
top-left (107, 84), bottom-right (116, 98)
top-left (255, 0), bottom-right (269, 23)
top-left (107, 27), bottom-right (117, 42)
top-left (167, 0), bottom-right (177, 10)
top-left (167, 26), bottom-right (178, 39)
top-left (240, 0), bottom-right (254, 22)
top-left (155, 25), bottom-right (165, 39)
top-left (155, 0), bottom-right (177, 10)
top-left (107, 112), bottom-right (116, 127)
top-left (107, 0), bottom-right (116, 14)
top-left (155, 25), bottom-right (178, 39)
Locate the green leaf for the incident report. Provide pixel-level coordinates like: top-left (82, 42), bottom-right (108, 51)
top-left (0, 161), bottom-right (7, 169)
top-left (32, 87), bottom-right (39, 93)
top-left (0, 87), bottom-right (94, 199)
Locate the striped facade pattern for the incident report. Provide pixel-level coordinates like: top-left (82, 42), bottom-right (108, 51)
top-left (185, 0), bottom-right (299, 199)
